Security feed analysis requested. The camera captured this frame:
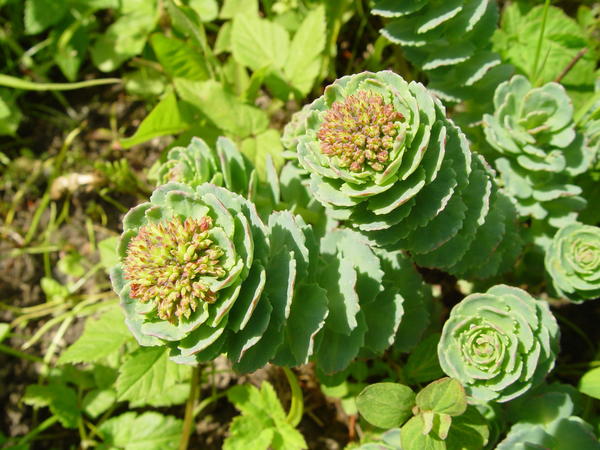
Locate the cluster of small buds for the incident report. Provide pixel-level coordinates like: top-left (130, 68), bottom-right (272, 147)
top-left (124, 216), bottom-right (226, 322)
top-left (317, 90), bottom-right (403, 172)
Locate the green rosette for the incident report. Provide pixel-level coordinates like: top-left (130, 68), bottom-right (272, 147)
top-left (371, 0), bottom-right (511, 105)
top-left (284, 70), bottom-right (521, 279)
top-left (483, 75), bottom-right (595, 245)
top-left (156, 136), bottom-right (256, 197)
top-left (110, 182), bottom-right (328, 371)
top-left (438, 285), bottom-right (560, 403)
top-left (545, 223), bottom-right (600, 303)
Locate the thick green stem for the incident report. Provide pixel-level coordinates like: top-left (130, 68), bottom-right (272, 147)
top-left (179, 365), bottom-right (200, 450)
top-left (283, 367), bottom-right (303, 427)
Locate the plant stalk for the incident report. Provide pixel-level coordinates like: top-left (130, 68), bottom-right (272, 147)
top-left (283, 367), bottom-right (303, 427)
top-left (179, 365), bottom-right (200, 450)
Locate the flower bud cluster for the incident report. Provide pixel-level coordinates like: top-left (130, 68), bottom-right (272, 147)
top-left (317, 91), bottom-right (403, 172)
top-left (124, 217), bottom-right (225, 322)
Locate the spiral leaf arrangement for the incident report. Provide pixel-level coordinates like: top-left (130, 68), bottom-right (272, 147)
top-left (483, 75), bottom-right (595, 245)
top-left (111, 182), bottom-right (329, 371)
top-left (283, 70), bottom-right (521, 279)
top-left (371, 0), bottom-right (511, 104)
top-left (157, 137), bottom-right (256, 197)
top-left (545, 223), bottom-right (600, 303)
top-left (438, 285), bottom-right (560, 403)
top-left (111, 172), bottom-right (431, 372)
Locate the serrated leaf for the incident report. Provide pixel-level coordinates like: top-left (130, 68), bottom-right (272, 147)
top-left (120, 91), bottom-right (191, 148)
top-left (220, 0), bottom-right (258, 19)
top-left (225, 383), bottom-right (307, 450)
top-left (357, 383), bottom-right (416, 429)
top-left (59, 308), bottom-right (131, 364)
top-left (241, 129), bottom-right (284, 179)
top-left (24, 0), bottom-right (67, 35)
top-left (150, 33), bottom-right (209, 81)
top-left (416, 378), bottom-right (467, 416)
top-left (90, 0), bottom-right (158, 72)
top-left (175, 78), bottom-right (268, 138)
top-left (82, 389), bottom-right (117, 419)
top-left (579, 367), bottom-right (600, 400)
top-left (284, 5), bottom-right (326, 95)
top-left (115, 346), bottom-right (190, 404)
top-left (99, 412), bottom-right (183, 450)
top-left (231, 13), bottom-right (290, 71)
top-left (24, 384), bottom-right (80, 428)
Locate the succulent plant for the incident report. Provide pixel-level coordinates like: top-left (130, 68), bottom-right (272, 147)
top-left (156, 137), bottom-right (256, 197)
top-left (371, 0), bottom-right (512, 105)
top-left (545, 223), bottom-right (600, 303)
top-left (283, 70), bottom-right (521, 279)
top-left (110, 182), bottom-right (329, 371)
top-left (313, 228), bottom-right (432, 373)
top-left (438, 285), bottom-right (560, 403)
top-left (483, 75), bottom-right (594, 244)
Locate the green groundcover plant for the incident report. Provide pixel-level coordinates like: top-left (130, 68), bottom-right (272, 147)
top-left (283, 70), bottom-right (521, 279)
top-left (4, 1), bottom-right (600, 449)
top-left (545, 222), bottom-right (600, 303)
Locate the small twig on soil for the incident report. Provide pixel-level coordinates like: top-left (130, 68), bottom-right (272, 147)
top-left (554, 48), bottom-right (588, 83)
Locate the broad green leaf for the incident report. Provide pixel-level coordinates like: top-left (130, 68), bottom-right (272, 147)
top-left (220, 0), bottom-right (258, 19)
top-left (115, 346), bottom-right (190, 404)
top-left (174, 78), bottom-right (268, 138)
top-left (53, 21), bottom-right (89, 81)
top-left (150, 34), bottom-right (209, 81)
top-left (0, 89), bottom-right (21, 136)
top-left (98, 236), bottom-right (120, 270)
top-left (493, 4), bottom-right (597, 90)
top-left (99, 412), bottom-right (183, 450)
top-left (284, 5), bottom-right (326, 95)
top-left (445, 406), bottom-right (489, 450)
top-left (356, 383), bottom-right (416, 429)
top-left (24, 383), bottom-right (80, 428)
top-left (225, 383), bottom-right (307, 450)
top-left (24, 0), bottom-right (67, 34)
top-left (404, 333), bottom-right (444, 384)
top-left (124, 67), bottom-right (167, 99)
top-left (82, 389), bottom-right (117, 418)
top-left (58, 307), bottom-right (131, 364)
top-left (231, 13), bottom-right (290, 71)
top-left (241, 129), bottom-right (283, 179)
top-left (120, 91), bottom-right (191, 148)
top-left (90, 0), bottom-right (158, 72)
top-left (401, 415), bottom-right (446, 450)
top-left (416, 378), bottom-right (467, 417)
top-left (579, 367), bottom-right (600, 400)
top-left (189, 0), bottom-right (218, 22)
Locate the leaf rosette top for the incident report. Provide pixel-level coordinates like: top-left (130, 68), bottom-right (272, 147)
top-left (372, 0), bottom-right (511, 104)
top-left (483, 75), bottom-right (593, 234)
top-left (110, 182), bottom-right (329, 371)
top-left (156, 137), bottom-right (256, 197)
top-left (438, 285), bottom-right (560, 403)
top-left (284, 70), bottom-right (521, 279)
top-left (545, 223), bottom-right (600, 303)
